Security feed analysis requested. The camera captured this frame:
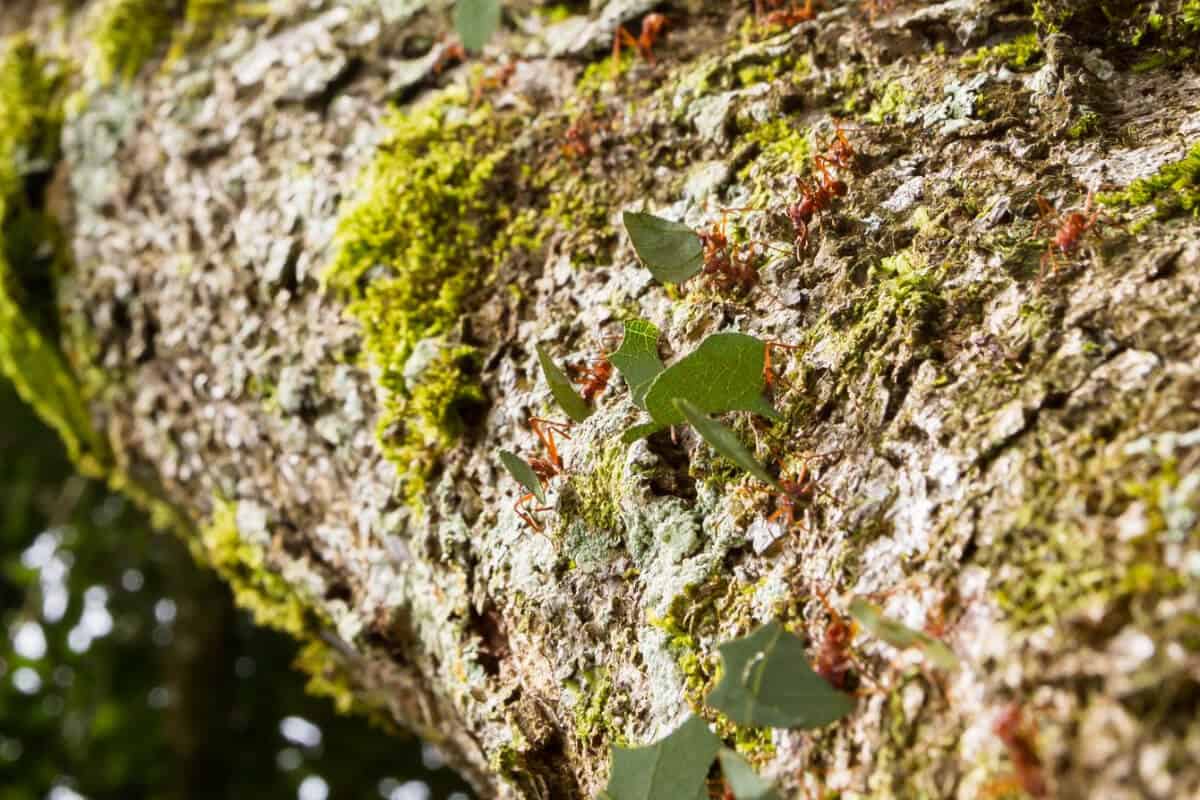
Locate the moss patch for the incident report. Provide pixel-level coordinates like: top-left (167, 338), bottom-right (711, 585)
top-left (1099, 140), bottom-right (1200, 220)
top-left (0, 36), bottom-right (107, 474)
top-left (199, 499), bottom-right (319, 636)
top-left (326, 89), bottom-right (512, 506)
top-left (91, 0), bottom-right (242, 82)
top-left (961, 33), bottom-right (1043, 71)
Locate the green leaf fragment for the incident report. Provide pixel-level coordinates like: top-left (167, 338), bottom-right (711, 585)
top-left (537, 343), bottom-right (592, 423)
top-left (601, 715), bottom-right (721, 800)
top-left (675, 400), bottom-right (779, 489)
top-left (717, 749), bottom-right (781, 800)
top-left (454, 0), bottom-right (501, 52)
top-left (644, 333), bottom-right (780, 427)
top-left (847, 598), bottom-right (959, 671)
top-left (623, 211), bottom-right (704, 284)
top-left (498, 450), bottom-right (545, 504)
top-left (610, 319), bottom-right (665, 409)
top-left (706, 621), bottom-right (854, 729)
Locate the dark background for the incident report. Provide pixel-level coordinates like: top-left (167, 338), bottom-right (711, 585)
top-left (0, 375), bottom-right (473, 800)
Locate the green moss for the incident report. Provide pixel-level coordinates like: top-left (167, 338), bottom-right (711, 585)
top-left (1099, 140), bottom-right (1200, 219)
top-left (292, 639), bottom-right (388, 721)
top-left (1067, 109), bottom-right (1101, 139)
top-left (380, 343), bottom-right (485, 508)
top-left (561, 440), bottom-right (626, 535)
top-left (169, 0), bottom-right (246, 60)
top-left (572, 669), bottom-right (615, 744)
top-left (0, 37), bottom-right (107, 475)
top-left (325, 89), bottom-right (514, 507)
top-left (91, 0), bottom-right (175, 82)
top-left (961, 33), bottom-right (1043, 71)
top-left (199, 498), bottom-right (319, 636)
top-left (740, 118), bottom-right (810, 177)
top-left (866, 81), bottom-right (911, 124)
top-left (92, 0), bottom-right (248, 82)
top-left (838, 249), bottom-right (944, 379)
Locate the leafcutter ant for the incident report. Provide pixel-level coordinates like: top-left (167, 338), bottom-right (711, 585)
top-left (760, 0), bottom-right (817, 28)
top-left (513, 417), bottom-right (572, 532)
top-left (765, 452), bottom-right (839, 532)
top-left (567, 352), bottom-right (614, 402)
top-left (1034, 191), bottom-right (1109, 282)
top-left (811, 587), bottom-right (857, 691)
top-left (986, 703), bottom-right (1048, 799)
top-left (786, 155), bottom-right (848, 258)
top-left (612, 13), bottom-right (669, 75)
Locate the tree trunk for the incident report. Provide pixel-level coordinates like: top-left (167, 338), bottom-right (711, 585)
top-left (4, 0), bottom-right (1199, 797)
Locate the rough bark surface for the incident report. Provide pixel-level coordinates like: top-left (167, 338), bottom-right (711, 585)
top-left (4, 0), bottom-right (1200, 798)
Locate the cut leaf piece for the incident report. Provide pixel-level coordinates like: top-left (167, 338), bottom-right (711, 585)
top-left (454, 0), bottom-right (501, 52)
top-left (644, 333), bottom-right (780, 427)
top-left (676, 400), bottom-right (779, 489)
top-left (537, 343), bottom-right (592, 423)
top-left (623, 211), bottom-right (704, 284)
top-left (601, 715), bottom-right (721, 800)
top-left (717, 749), bottom-right (781, 800)
top-left (498, 450), bottom-right (545, 504)
top-left (706, 621), bottom-right (854, 729)
top-left (848, 598), bottom-right (959, 671)
top-left (610, 319), bottom-right (665, 409)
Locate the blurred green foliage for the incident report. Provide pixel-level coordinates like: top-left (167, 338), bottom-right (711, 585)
top-left (0, 375), bottom-right (473, 799)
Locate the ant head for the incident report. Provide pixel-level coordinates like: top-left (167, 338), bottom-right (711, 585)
top-left (642, 13), bottom-right (669, 35)
top-left (830, 179), bottom-right (848, 197)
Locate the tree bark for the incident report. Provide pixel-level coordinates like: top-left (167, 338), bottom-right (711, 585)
top-left (5, 0), bottom-right (1200, 797)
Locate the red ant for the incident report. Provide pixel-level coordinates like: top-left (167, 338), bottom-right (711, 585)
top-left (811, 587), bottom-right (857, 691)
top-left (823, 118), bottom-right (859, 173)
top-left (513, 417), bottom-right (572, 532)
top-left (786, 156), bottom-right (848, 258)
top-left (567, 352), bottom-right (614, 401)
top-left (433, 39), bottom-right (467, 75)
top-left (765, 455), bottom-right (839, 532)
top-left (612, 13), bottom-right (668, 75)
top-left (693, 210), bottom-right (765, 295)
top-left (471, 60), bottom-right (516, 106)
top-left (1034, 191), bottom-right (1107, 282)
top-left (760, 0), bottom-right (816, 28)
top-left (987, 703), bottom-right (1048, 799)
top-left (562, 115), bottom-right (594, 160)
top-left (763, 340), bottom-right (802, 392)
top-left (861, 0), bottom-right (897, 21)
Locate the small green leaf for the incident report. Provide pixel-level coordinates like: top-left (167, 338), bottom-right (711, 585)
top-left (717, 749), bottom-right (781, 800)
top-left (537, 343), bottom-right (592, 423)
top-left (499, 450), bottom-right (545, 504)
top-left (454, 0), bottom-right (501, 53)
top-left (610, 319), bottom-right (665, 409)
top-left (601, 715), bottom-right (721, 800)
top-left (675, 400), bottom-right (779, 489)
top-left (644, 333), bottom-right (780, 427)
top-left (848, 598), bottom-right (959, 671)
top-left (706, 621), bottom-right (854, 729)
top-left (623, 211), bottom-right (704, 284)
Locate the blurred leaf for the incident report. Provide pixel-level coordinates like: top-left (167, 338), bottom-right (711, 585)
top-left (644, 333), bottom-right (779, 427)
top-left (848, 598), bottom-right (959, 671)
top-left (706, 621), bottom-right (854, 729)
top-left (601, 714), bottom-right (720, 800)
top-left (718, 749), bottom-right (781, 800)
top-left (623, 211), bottom-right (704, 284)
top-left (610, 319), bottom-right (665, 409)
top-left (454, 0), bottom-right (501, 53)
top-left (537, 343), bottom-right (592, 423)
top-left (675, 400), bottom-right (779, 489)
top-left (499, 450), bottom-right (545, 504)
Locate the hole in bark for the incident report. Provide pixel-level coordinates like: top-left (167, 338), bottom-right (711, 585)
top-left (645, 428), bottom-right (697, 500)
